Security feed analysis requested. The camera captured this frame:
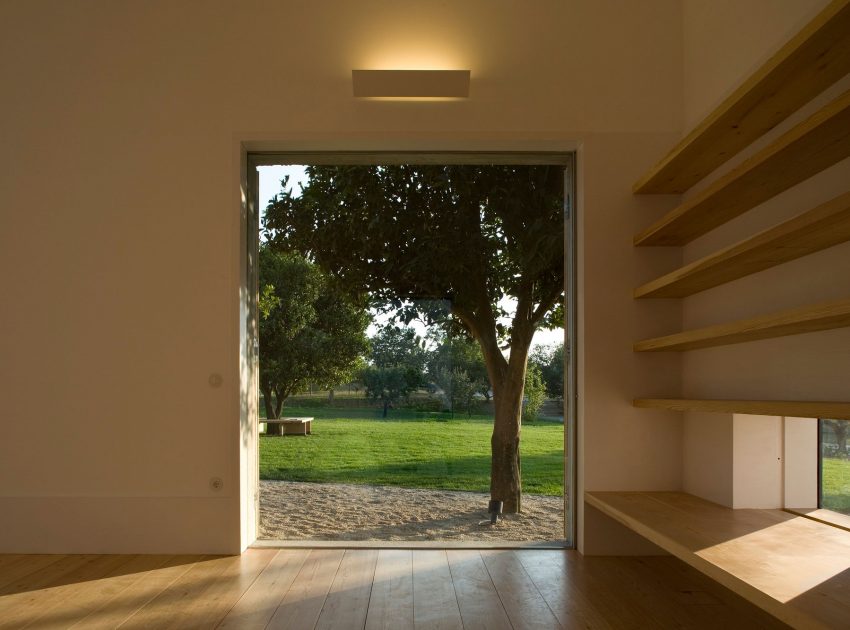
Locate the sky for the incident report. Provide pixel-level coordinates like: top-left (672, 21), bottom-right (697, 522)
top-left (257, 165), bottom-right (564, 352)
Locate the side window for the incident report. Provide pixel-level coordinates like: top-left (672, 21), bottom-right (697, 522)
top-left (819, 418), bottom-right (850, 515)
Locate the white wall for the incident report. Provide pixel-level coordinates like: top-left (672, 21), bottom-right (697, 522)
top-left (682, 0), bottom-right (832, 130)
top-left (683, 411), bottom-right (733, 506)
top-left (0, 0), bottom-right (685, 554)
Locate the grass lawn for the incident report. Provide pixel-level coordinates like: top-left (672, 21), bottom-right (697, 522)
top-left (822, 456), bottom-right (850, 515)
top-left (259, 407), bottom-right (564, 496)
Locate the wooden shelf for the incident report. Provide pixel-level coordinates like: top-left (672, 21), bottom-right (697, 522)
top-left (633, 0), bottom-right (850, 194)
top-left (633, 398), bottom-right (850, 419)
top-left (585, 491), bottom-right (850, 629)
top-left (634, 88), bottom-right (850, 246)
top-left (634, 191), bottom-right (850, 298)
top-left (634, 298), bottom-right (850, 351)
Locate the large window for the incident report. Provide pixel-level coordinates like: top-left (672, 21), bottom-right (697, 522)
top-left (250, 154), bottom-right (576, 546)
top-left (819, 418), bottom-right (850, 515)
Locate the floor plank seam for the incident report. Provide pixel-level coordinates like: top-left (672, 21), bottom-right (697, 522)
top-left (314, 549), bottom-right (347, 630)
top-left (261, 550), bottom-right (311, 630)
top-left (213, 550), bottom-right (279, 629)
top-left (511, 550), bottom-right (565, 629)
top-left (114, 555), bottom-right (207, 629)
top-left (477, 550), bottom-right (519, 630)
top-left (359, 551), bottom-right (378, 630)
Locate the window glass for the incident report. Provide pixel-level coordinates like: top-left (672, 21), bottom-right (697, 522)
top-left (820, 418), bottom-right (850, 515)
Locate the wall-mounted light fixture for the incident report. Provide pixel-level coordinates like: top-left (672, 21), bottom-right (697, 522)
top-left (352, 69), bottom-right (470, 98)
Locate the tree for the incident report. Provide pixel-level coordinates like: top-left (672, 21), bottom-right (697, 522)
top-left (265, 165), bottom-right (564, 512)
top-left (824, 419), bottom-right (849, 457)
top-left (427, 334), bottom-right (490, 414)
top-left (361, 324), bottom-right (426, 417)
top-left (431, 366), bottom-right (479, 416)
top-left (522, 363), bottom-right (546, 423)
top-left (529, 343), bottom-right (565, 400)
top-left (259, 247), bottom-right (370, 432)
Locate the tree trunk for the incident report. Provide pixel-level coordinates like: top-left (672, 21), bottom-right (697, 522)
top-left (274, 390), bottom-right (286, 419)
top-left (328, 389), bottom-right (335, 403)
top-left (489, 362), bottom-right (526, 513)
top-left (382, 399), bottom-right (389, 418)
top-left (453, 297), bottom-right (539, 515)
top-left (266, 388), bottom-right (288, 436)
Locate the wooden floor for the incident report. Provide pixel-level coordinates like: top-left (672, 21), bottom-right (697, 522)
top-left (0, 549), bottom-right (788, 629)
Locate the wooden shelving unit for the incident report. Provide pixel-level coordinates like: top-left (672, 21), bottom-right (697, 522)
top-left (585, 491), bottom-right (850, 629)
top-left (633, 0), bottom-right (850, 194)
top-left (634, 191), bottom-right (850, 298)
top-left (634, 298), bottom-right (850, 352)
top-left (635, 89), bottom-right (850, 246)
top-left (621, 10), bottom-right (850, 626)
top-left (633, 398), bottom-right (850, 419)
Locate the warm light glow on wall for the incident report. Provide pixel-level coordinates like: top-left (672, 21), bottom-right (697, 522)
top-left (358, 44), bottom-right (468, 73)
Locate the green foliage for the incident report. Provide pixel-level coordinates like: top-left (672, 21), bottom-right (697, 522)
top-left (369, 323), bottom-right (427, 371)
top-left (263, 165), bottom-right (564, 347)
top-left (530, 343), bottom-right (565, 399)
top-left (259, 247), bottom-right (370, 418)
top-left (260, 408), bottom-right (565, 496)
top-left (427, 333), bottom-right (490, 414)
top-left (822, 457), bottom-right (850, 515)
top-left (522, 363), bottom-right (546, 423)
top-left (431, 367), bottom-right (478, 417)
top-left (361, 324), bottom-right (426, 417)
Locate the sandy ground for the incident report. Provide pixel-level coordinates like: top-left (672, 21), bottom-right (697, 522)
top-left (259, 480), bottom-right (565, 542)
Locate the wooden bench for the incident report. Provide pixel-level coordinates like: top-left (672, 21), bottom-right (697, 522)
top-left (263, 417), bottom-right (312, 436)
top-left (586, 491), bottom-right (850, 629)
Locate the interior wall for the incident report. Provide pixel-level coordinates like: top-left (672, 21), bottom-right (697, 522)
top-left (683, 412), bottom-right (733, 506)
top-left (0, 0), bottom-right (684, 554)
top-left (682, 0), bottom-right (832, 130)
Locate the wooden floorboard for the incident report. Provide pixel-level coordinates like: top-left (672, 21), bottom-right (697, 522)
top-left (364, 549), bottom-right (414, 630)
top-left (265, 548), bottom-right (344, 630)
top-left (411, 549), bottom-right (464, 630)
top-left (38, 555), bottom-right (176, 630)
top-left (517, 550), bottom-right (616, 630)
top-left (218, 549), bottom-right (308, 629)
top-left (67, 555), bottom-right (201, 629)
top-left (119, 555), bottom-right (236, 629)
top-left (480, 549), bottom-right (562, 629)
top-left (0, 548), bottom-right (802, 629)
top-left (446, 550), bottom-right (512, 630)
top-left (315, 549), bottom-right (378, 630)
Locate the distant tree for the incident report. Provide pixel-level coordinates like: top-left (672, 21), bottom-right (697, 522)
top-left (522, 363), bottom-right (546, 423)
top-left (265, 165), bottom-right (564, 512)
top-left (431, 366), bottom-right (478, 416)
top-left (529, 343), bottom-right (565, 400)
top-left (361, 324), bottom-right (426, 417)
top-left (427, 334), bottom-right (491, 411)
top-left (824, 419), bottom-right (849, 457)
top-left (259, 247), bottom-right (370, 432)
